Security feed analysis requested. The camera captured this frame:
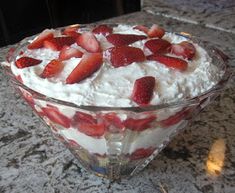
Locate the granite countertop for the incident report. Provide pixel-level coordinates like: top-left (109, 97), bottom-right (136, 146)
top-left (0, 9), bottom-right (235, 193)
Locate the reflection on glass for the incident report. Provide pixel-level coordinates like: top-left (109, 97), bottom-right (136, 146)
top-left (206, 138), bottom-right (225, 176)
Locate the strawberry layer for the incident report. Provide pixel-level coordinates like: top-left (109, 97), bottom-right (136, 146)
top-left (11, 25), bottom-right (222, 107)
top-left (58, 120), bottom-right (185, 155)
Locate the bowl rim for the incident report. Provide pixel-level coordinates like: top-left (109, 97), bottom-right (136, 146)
top-left (2, 23), bottom-right (233, 112)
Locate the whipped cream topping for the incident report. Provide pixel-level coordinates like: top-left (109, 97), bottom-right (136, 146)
top-left (11, 24), bottom-right (222, 107)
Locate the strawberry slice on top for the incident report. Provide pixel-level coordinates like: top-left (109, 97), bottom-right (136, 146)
top-left (15, 57), bottom-right (42, 69)
top-left (106, 34), bottom-right (147, 46)
top-left (148, 24), bottom-right (165, 38)
top-left (92, 24), bottom-right (113, 36)
top-left (170, 41), bottom-right (196, 60)
top-left (59, 46), bottom-right (83, 60)
top-left (76, 32), bottom-right (101, 53)
top-left (108, 46), bottom-right (145, 68)
top-left (147, 54), bottom-right (188, 71)
top-left (40, 59), bottom-right (64, 78)
top-left (144, 39), bottom-right (171, 54)
top-left (66, 52), bottom-right (103, 84)
top-left (131, 76), bottom-right (156, 106)
top-left (44, 36), bottom-right (76, 51)
top-left (28, 29), bottom-right (54, 49)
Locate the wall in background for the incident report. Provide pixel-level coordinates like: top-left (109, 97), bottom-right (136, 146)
top-left (0, 0), bottom-right (140, 47)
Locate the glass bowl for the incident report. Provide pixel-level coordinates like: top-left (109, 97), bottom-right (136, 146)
top-left (1, 24), bottom-right (232, 180)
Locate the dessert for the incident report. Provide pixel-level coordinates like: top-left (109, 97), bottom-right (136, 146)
top-left (6, 23), bottom-right (225, 178)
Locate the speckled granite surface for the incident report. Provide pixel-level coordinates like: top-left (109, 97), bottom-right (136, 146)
top-left (0, 12), bottom-right (235, 193)
top-left (142, 0), bottom-right (235, 33)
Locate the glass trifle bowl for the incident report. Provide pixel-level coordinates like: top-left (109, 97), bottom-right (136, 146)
top-left (2, 23), bottom-right (232, 180)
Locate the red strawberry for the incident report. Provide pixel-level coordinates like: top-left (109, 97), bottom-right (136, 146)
top-left (40, 59), bottom-right (64, 78)
top-left (106, 34), bottom-right (147, 46)
top-left (44, 37), bottom-right (76, 51)
top-left (160, 108), bottom-right (190, 127)
top-left (108, 46), bottom-right (145, 68)
top-left (147, 54), bottom-right (188, 71)
top-left (123, 115), bottom-right (156, 131)
top-left (130, 147), bottom-right (155, 160)
top-left (66, 53), bottom-right (103, 84)
top-left (133, 25), bottom-right (149, 34)
top-left (68, 139), bottom-right (80, 147)
top-left (59, 46), bottom-right (83, 60)
top-left (6, 47), bottom-right (15, 62)
top-left (15, 75), bottom-right (23, 83)
top-left (148, 24), bottom-right (165, 38)
top-left (41, 106), bottom-right (71, 128)
top-left (73, 111), bottom-right (97, 125)
top-left (144, 39), bottom-right (171, 54)
top-left (102, 113), bottom-right (123, 130)
top-left (131, 76), bottom-right (156, 106)
top-left (28, 29), bottom-right (54, 49)
top-left (21, 89), bottom-right (34, 108)
top-left (92, 24), bottom-right (113, 36)
top-left (15, 57), bottom-right (42, 69)
top-left (77, 122), bottom-right (105, 137)
top-left (170, 41), bottom-right (196, 60)
top-left (62, 26), bottom-right (81, 38)
top-left (76, 32), bottom-right (101, 53)
top-left (72, 111), bottom-right (105, 137)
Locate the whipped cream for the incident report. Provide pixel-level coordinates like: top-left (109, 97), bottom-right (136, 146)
top-left (11, 24), bottom-right (222, 107)
top-left (58, 120), bottom-right (185, 155)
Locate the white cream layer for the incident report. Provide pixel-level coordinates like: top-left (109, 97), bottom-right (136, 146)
top-left (11, 25), bottom-right (222, 107)
top-left (58, 120), bottom-right (184, 155)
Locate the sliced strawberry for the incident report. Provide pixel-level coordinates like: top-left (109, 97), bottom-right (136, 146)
top-left (15, 57), bottom-right (42, 69)
top-left (108, 46), bottom-right (145, 68)
top-left (41, 106), bottom-right (71, 128)
top-left (72, 111), bottom-right (105, 137)
top-left (59, 46), bottom-right (83, 60)
top-left (147, 54), bottom-right (188, 71)
top-left (66, 53), bottom-right (103, 84)
top-left (131, 76), bottom-right (156, 106)
top-left (15, 75), bottom-right (23, 83)
top-left (62, 26), bottom-right (81, 38)
top-left (123, 115), bottom-right (156, 131)
top-left (6, 47), bottom-right (15, 62)
top-left (106, 34), bottom-right (147, 46)
top-left (72, 111), bottom-right (97, 125)
top-left (92, 24), bottom-right (113, 36)
top-left (102, 113), bottom-right (123, 130)
top-left (21, 89), bottom-right (34, 108)
top-left (160, 108), bottom-right (190, 127)
top-left (170, 41), bottom-right (196, 60)
top-left (130, 147), bottom-right (155, 160)
top-left (40, 59), bottom-right (64, 78)
top-left (148, 24), bottom-right (165, 38)
top-left (44, 36), bottom-right (76, 51)
top-left (144, 39), bottom-right (171, 54)
top-left (68, 139), bottom-right (80, 147)
top-left (77, 122), bottom-right (105, 137)
top-left (133, 25), bottom-right (149, 34)
top-left (76, 32), bottom-right (101, 53)
top-left (28, 29), bottom-right (54, 49)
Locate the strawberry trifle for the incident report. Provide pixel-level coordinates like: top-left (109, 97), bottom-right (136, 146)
top-left (6, 23), bottom-right (225, 178)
